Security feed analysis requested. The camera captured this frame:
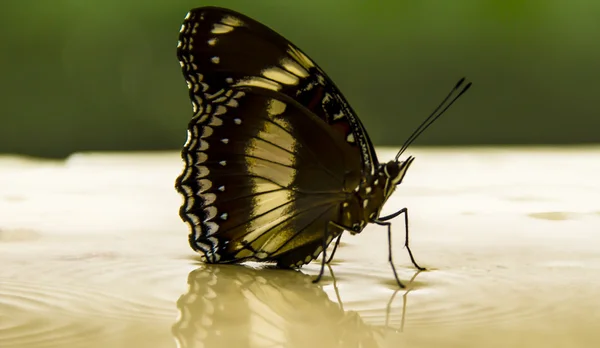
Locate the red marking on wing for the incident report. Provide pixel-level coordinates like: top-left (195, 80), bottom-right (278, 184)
top-left (307, 85), bottom-right (325, 111)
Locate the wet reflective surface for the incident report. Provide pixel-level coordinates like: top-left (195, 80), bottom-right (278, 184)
top-left (1, 147), bottom-right (600, 347)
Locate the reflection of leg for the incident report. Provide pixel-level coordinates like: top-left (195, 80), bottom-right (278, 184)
top-left (385, 269), bottom-right (423, 331)
top-left (327, 264), bottom-right (344, 311)
top-left (326, 234), bottom-right (343, 264)
top-left (377, 207), bottom-right (426, 271)
top-left (400, 270), bottom-right (422, 332)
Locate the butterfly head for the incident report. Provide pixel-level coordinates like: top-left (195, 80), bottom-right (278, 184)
top-left (374, 156), bottom-right (415, 210)
top-left (384, 156), bottom-right (415, 187)
top-left (343, 156), bottom-right (415, 230)
top-left (366, 156), bottom-right (414, 219)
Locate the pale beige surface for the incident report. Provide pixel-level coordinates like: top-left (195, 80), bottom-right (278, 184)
top-left (1, 147), bottom-right (599, 348)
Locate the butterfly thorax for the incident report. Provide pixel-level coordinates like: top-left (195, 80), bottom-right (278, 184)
top-left (339, 157), bottom-right (415, 235)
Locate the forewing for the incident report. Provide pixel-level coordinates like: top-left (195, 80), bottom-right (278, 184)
top-left (177, 6), bottom-right (378, 175)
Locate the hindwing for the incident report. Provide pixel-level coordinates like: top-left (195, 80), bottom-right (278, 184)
top-left (176, 85), bottom-right (361, 267)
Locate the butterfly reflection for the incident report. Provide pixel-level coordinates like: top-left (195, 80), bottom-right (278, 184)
top-left (172, 265), bottom-right (420, 348)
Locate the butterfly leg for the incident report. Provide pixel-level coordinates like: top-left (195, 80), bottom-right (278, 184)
top-left (375, 220), bottom-right (406, 288)
top-left (377, 207), bottom-right (426, 271)
top-left (313, 221), bottom-right (347, 284)
top-left (312, 221), bottom-right (330, 284)
top-left (326, 234), bottom-right (343, 264)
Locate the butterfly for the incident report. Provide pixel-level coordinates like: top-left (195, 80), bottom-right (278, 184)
top-left (175, 6), bottom-right (471, 287)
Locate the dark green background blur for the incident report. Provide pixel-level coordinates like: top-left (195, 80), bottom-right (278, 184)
top-left (1, 0), bottom-right (599, 158)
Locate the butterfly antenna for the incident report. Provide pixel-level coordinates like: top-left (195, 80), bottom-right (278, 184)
top-left (395, 77), bottom-right (472, 161)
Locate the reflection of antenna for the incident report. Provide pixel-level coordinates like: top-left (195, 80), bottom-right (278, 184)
top-left (385, 269), bottom-right (423, 332)
top-left (326, 265), bottom-right (422, 332)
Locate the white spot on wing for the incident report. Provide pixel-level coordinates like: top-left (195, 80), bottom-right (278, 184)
top-left (211, 56), bottom-right (220, 64)
top-left (267, 99), bottom-right (287, 116)
top-left (195, 152), bottom-right (208, 164)
top-left (204, 193), bottom-right (216, 205)
top-left (198, 179), bottom-right (212, 192)
top-left (213, 96), bottom-right (228, 104)
top-left (221, 15), bottom-right (244, 27)
top-left (262, 67), bottom-right (299, 85)
top-left (201, 126), bottom-right (213, 138)
top-left (280, 58), bottom-right (309, 77)
top-left (214, 105), bottom-right (226, 116)
top-left (211, 23), bottom-right (234, 34)
top-left (205, 221), bottom-right (219, 235)
top-left (346, 133), bottom-right (355, 143)
top-left (195, 131), bottom-right (208, 145)
top-left (203, 206), bottom-right (217, 221)
top-left (256, 252), bottom-right (268, 259)
top-left (206, 89), bottom-right (225, 100)
top-left (287, 45), bottom-right (315, 69)
top-left (234, 77), bottom-right (282, 91)
top-left (209, 116), bottom-right (223, 126)
top-left (197, 166), bottom-right (209, 178)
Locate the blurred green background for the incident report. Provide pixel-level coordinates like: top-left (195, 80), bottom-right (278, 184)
top-left (1, 0), bottom-right (599, 158)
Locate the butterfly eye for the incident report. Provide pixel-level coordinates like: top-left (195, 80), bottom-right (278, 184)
top-left (352, 223), bottom-right (360, 232)
top-left (384, 161), bottom-right (400, 179)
